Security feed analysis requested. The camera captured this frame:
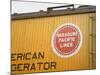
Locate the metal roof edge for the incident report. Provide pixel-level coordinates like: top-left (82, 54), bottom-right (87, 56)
top-left (12, 6), bottom-right (96, 20)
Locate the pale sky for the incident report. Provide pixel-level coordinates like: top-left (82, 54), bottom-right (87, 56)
top-left (12, 1), bottom-right (67, 14)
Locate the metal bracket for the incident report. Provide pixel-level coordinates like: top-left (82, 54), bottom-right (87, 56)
top-left (47, 4), bottom-right (75, 11)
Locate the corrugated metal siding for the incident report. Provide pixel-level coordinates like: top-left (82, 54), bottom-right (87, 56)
top-left (89, 15), bottom-right (96, 69)
top-left (11, 13), bottom-right (96, 74)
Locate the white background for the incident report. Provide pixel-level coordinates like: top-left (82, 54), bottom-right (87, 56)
top-left (0, 0), bottom-right (98, 75)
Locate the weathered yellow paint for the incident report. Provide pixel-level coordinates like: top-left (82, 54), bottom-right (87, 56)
top-left (11, 13), bottom-right (96, 74)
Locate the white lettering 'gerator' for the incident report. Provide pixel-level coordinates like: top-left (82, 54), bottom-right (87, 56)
top-left (51, 23), bottom-right (82, 58)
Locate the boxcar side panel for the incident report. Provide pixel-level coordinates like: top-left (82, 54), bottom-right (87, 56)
top-left (11, 13), bottom-right (96, 74)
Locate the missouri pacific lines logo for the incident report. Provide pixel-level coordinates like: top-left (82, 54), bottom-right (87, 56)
top-left (51, 23), bottom-right (82, 58)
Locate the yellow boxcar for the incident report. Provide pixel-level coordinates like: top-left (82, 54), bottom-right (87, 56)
top-left (11, 5), bottom-right (96, 74)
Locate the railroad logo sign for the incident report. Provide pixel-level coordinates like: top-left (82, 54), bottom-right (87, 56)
top-left (52, 23), bottom-right (82, 58)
